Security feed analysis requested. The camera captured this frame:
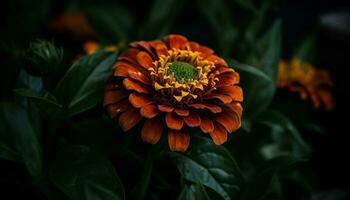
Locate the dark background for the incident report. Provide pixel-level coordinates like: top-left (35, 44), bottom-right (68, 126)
top-left (1, 0), bottom-right (349, 199)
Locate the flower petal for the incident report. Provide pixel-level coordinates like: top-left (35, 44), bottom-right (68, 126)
top-left (123, 78), bottom-right (150, 93)
top-left (166, 112), bottom-right (184, 130)
top-left (168, 129), bottom-right (190, 152)
top-left (107, 99), bottom-right (131, 118)
top-left (118, 108), bottom-right (142, 131)
top-left (149, 40), bottom-right (168, 58)
top-left (164, 34), bottom-right (188, 49)
top-left (209, 123), bottom-right (228, 145)
top-left (200, 116), bottom-right (214, 133)
top-left (140, 104), bottom-right (160, 118)
top-left (184, 112), bottom-right (201, 127)
top-left (130, 41), bottom-right (155, 59)
top-left (118, 48), bottom-right (139, 64)
top-left (206, 55), bottom-right (228, 66)
top-left (136, 51), bottom-right (154, 69)
top-left (158, 105), bottom-right (174, 112)
top-left (141, 117), bottom-right (163, 144)
top-left (188, 103), bottom-right (222, 113)
top-left (103, 89), bottom-right (128, 106)
top-left (129, 93), bottom-right (153, 108)
top-left (204, 93), bottom-right (232, 104)
top-left (216, 71), bottom-right (240, 87)
top-left (215, 86), bottom-right (243, 102)
top-left (213, 111), bottom-right (238, 133)
top-left (198, 45), bottom-right (214, 58)
top-left (175, 108), bottom-right (190, 117)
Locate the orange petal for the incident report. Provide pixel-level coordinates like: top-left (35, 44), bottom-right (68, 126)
top-left (216, 86), bottom-right (243, 102)
top-left (227, 102), bottom-right (243, 116)
top-left (165, 112), bottom-right (184, 130)
top-left (168, 129), bottom-right (190, 152)
top-left (200, 117), bottom-right (214, 133)
top-left (164, 34), bottom-right (188, 49)
top-left (213, 112), bottom-right (238, 133)
top-left (149, 40), bottom-right (168, 58)
top-left (103, 89), bottom-right (128, 106)
top-left (206, 55), bottom-right (228, 66)
top-left (216, 71), bottom-right (240, 87)
top-left (123, 78), bottom-right (150, 93)
top-left (128, 70), bottom-right (151, 85)
top-left (158, 105), bottom-right (174, 112)
top-left (141, 117), bottom-right (163, 144)
top-left (140, 104), bottom-right (159, 118)
top-left (118, 48), bottom-right (139, 64)
top-left (113, 61), bottom-right (138, 77)
top-left (118, 109), bottom-right (142, 131)
top-left (185, 42), bottom-right (200, 51)
top-left (129, 93), bottom-right (153, 108)
top-left (130, 41), bottom-right (155, 59)
top-left (184, 112), bottom-right (201, 127)
top-left (175, 108), bottom-right (190, 117)
top-left (209, 123), bottom-right (228, 145)
top-left (136, 51), bottom-right (154, 69)
top-left (188, 103), bottom-right (222, 113)
top-left (107, 99), bottom-right (131, 118)
top-left (198, 45), bottom-right (214, 58)
top-left (204, 94), bottom-right (232, 104)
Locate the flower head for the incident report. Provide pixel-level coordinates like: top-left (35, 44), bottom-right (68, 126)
top-left (277, 58), bottom-right (335, 111)
top-left (104, 35), bottom-right (243, 151)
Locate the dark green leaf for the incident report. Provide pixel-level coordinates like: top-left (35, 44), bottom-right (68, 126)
top-left (293, 33), bottom-right (317, 63)
top-left (133, 155), bottom-right (154, 200)
top-left (0, 102), bottom-right (43, 182)
top-left (141, 0), bottom-right (185, 39)
top-left (14, 88), bottom-right (63, 117)
top-left (171, 136), bottom-right (244, 200)
top-left (178, 182), bottom-right (211, 200)
top-left (257, 110), bottom-right (310, 157)
top-left (229, 59), bottom-right (275, 119)
top-left (247, 20), bottom-right (281, 82)
top-left (54, 51), bottom-right (117, 117)
top-left (50, 145), bottom-right (125, 200)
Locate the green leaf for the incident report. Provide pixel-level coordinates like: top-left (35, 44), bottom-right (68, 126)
top-left (247, 20), bottom-right (281, 82)
top-left (171, 136), bottom-right (244, 200)
top-left (14, 88), bottom-right (63, 117)
top-left (54, 51), bottom-right (117, 117)
top-left (133, 155), bottom-right (154, 200)
top-left (229, 59), bottom-right (275, 119)
top-left (50, 145), bottom-right (125, 200)
top-left (141, 0), bottom-right (185, 39)
top-left (293, 33), bottom-right (317, 63)
top-left (178, 182), bottom-right (211, 200)
top-left (257, 110), bottom-right (310, 157)
top-left (0, 102), bottom-right (43, 182)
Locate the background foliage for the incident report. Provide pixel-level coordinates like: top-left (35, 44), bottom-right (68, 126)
top-left (1, 0), bottom-right (349, 199)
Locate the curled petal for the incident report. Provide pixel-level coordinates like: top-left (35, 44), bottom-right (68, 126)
top-left (200, 117), bottom-right (214, 133)
top-left (168, 129), bottom-right (190, 152)
top-left (158, 105), bottom-right (174, 112)
top-left (118, 48), bottom-right (139, 64)
top-left (129, 93), bottom-right (153, 108)
top-left (166, 112), bottom-right (184, 130)
top-left (184, 112), bottom-right (201, 127)
top-left (175, 108), bottom-right (190, 117)
top-left (141, 117), bottom-right (163, 144)
top-left (140, 104), bottom-right (159, 118)
top-left (149, 40), bottom-right (168, 58)
top-left (113, 62), bottom-right (138, 77)
top-left (130, 41), bottom-right (155, 59)
top-left (213, 111), bottom-right (238, 133)
top-left (104, 89), bottom-right (128, 106)
top-left (209, 123), bottom-right (228, 145)
top-left (164, 34), bottom-right (188, 49)
top-left (227, 102), bottom-right (243, 116)
top-left (136, 51), bottom-right (154, 69)
top-left (118, 108), bottom-right (142, 131)
top-left (123, 78), bottom-right (150, 93)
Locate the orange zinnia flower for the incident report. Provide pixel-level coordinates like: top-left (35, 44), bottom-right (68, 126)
top-left (104, 35), bottom-right (243, 152)
top-left (277, 58), bottom-right (335, 111)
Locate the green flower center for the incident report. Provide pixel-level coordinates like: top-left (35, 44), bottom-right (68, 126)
top-left (168, 61), bottom-right (197, 83)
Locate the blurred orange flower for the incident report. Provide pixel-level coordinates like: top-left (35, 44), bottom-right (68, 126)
top-left (104, 35), bottom-right (243, 151)
top-left (277, 58), bottom-right (335, 111)
top-left (83, 41), bottom-right (118, 54)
